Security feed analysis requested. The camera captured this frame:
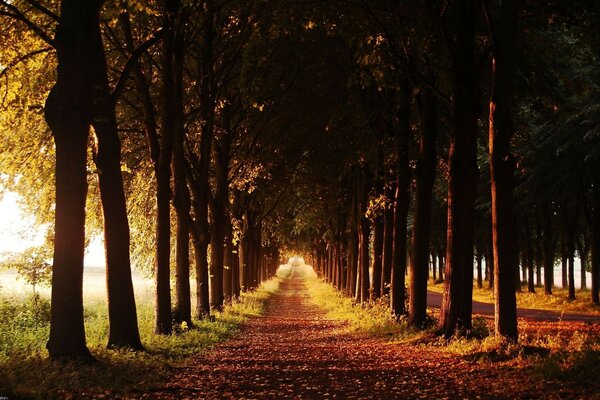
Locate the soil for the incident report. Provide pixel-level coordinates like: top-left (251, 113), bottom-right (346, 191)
top-left (124, 277), bottom-right (600, 399)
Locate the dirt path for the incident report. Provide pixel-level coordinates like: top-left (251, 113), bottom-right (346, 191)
top-left (132, 278), bottom-right (596, 399)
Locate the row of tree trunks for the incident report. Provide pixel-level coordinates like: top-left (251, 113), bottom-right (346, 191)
top-left (46, 0), bottom-right (142, 358)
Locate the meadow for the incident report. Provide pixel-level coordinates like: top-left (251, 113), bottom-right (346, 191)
top-left (0, 268), bottom-right (279, 399)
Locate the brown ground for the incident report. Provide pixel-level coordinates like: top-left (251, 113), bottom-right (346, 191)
top-left (130, 278), bottom-right (599, 400)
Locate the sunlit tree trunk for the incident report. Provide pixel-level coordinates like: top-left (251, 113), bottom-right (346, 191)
top-left (440, 1), bottom-right (480, 337)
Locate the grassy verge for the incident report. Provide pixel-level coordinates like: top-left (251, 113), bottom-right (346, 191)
top-left (0, 278), bottom-right (279, 399)
top-left (302, 274), bottom-right (425, 339)
top-left (429, 280), bottom-right (600, 315)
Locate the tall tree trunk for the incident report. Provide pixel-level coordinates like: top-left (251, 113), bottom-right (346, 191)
top-left (154, 0), bottom-right (186, 335)
top-left (391, 84), bottom-right (411, 317)
top-left (561, 245), bottom-right (568, 288)
top-left (409, 79), bottom-right (438, 327)
top-left (358, 165), bottom-right (371, 304)
top-left (440, 1), bottom-right (480, 337)
top-left (542, 207), bottom-right (555, 295)
top-left (44, 0), bottom-right (99, 360)
top-left (488, 0), bottom-right (519, 340)
top-left (578, 236), bottom-right (588, 291)
top-left (371, 149), bottom-right (384, 300)
top-left (381, 179), bottom-right (395, 296)
top-left (90, 20), bottom-right (143, 348)
top-left (476, 251), bottom-right (483, 289)
top-left (170, 9), bottom-right (191, 326)
top-left (438, 251), bottom-right (444, 281)
top-left (568, 244), bottom-right (576, 300)
top-left (224, 218), bottom-right (234, 302)
top-left (592, 185), bottom-right (600, 304)
top-left (190, 220), bottom-right (210, 318)
top-left (525, 229), bottom-right (535, 293)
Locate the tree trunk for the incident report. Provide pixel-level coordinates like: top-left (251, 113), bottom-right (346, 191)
top-left (371, 209), bottom-right (384, 300)
top-left (170, 9), bottom-right (191, 326)
top-left (439, 1), bottom-right (480, 337)
top-left (90, 19), bottom-right (143, 348)
top-left (224, 218), bottom-right (234, 302)
top-left (476, 251), bottom-right (483, 289)
top-left (44, 0), bottom-right (99, 360)
top-left (381, 179), bottom-right (395, 296)
top-left (191, 221), bottom-right (210, 318)
top-left (409, 79), bottom-right (438, 327)
top-left (488, 0), bottom-right (519, 340)
top-left (391, 84), bottom-right (411, 317)
top-left (358, 165), bottom-right (371, 304)
top-left (592, 185), bottom-right (600, 304)
top-left (542, 207), bottom-right (555, 295)
top-left (561, 247), bottom-right (568, 289)
top-left (568, 246), bottom-right (576, 300)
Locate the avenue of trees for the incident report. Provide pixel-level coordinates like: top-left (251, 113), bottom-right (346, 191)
top-left (0, 0), bottom-right (599, 359)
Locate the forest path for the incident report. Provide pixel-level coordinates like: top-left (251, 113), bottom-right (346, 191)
top-left (131, 275), bottom-right (588, 399)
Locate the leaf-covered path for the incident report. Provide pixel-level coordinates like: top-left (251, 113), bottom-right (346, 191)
top-left (134, 277), bottom-right (595, 399)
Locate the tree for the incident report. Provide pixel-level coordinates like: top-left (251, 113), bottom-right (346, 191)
top-left (439, 0), bottom-right (481, 337)
top-left (44, 0), bottom-right (101, 360)
top-left (486, 0), bottom-right (520, 341)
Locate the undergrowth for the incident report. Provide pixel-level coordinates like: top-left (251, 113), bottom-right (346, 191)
top-left (0, 278), bottom-right (279, 399)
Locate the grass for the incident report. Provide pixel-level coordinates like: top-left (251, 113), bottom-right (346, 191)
top-left (302, 273), bottom-right (429, 340)
top-left (428, 280), bottom-right (600, 315)
top-left (0, 273), bottom-right (279, 399)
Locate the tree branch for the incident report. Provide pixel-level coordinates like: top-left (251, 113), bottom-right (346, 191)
top-left (0, 0), bottom-right (55, 47)
top-left (111, 28), bottom-right (164, 103)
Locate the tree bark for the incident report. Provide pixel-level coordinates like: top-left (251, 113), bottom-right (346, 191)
top-left (488, 0), bottom-right (519, 341)
top-left (542, 206), bottom-right (555, 295)
top-left (358, 165), bottom-right (371, 304)
top-left (439, 1), bottom-right (480, 337)
top-left (90, 14), bottom-right (143, 348)
top-left (170, 6), bottom-right (191, 326)
top-left (592, 185), bottom-right (600, 304)
top-left (44, 0), bottom-right (102, 360)
top-left (391, 84), bottom-right (411, 317)
top-left (381, 178), bottom-right (395, 296)
top-left (409, 79), bottom-right (438, 327)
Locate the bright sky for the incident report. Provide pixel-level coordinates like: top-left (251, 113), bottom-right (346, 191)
top-left (0, 192), bottom-right (44, 255)
top-left (0, 191), bottom-right (105, 267)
